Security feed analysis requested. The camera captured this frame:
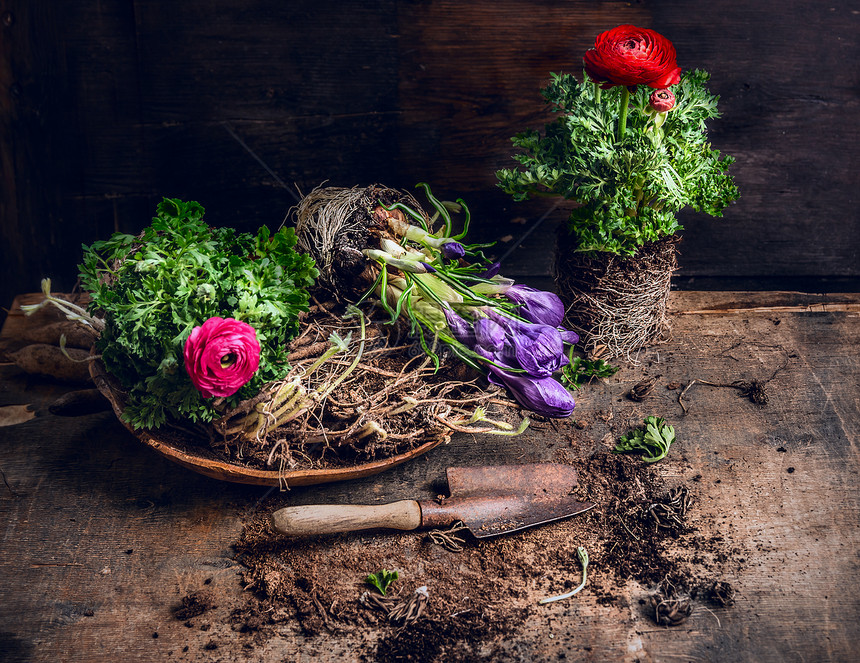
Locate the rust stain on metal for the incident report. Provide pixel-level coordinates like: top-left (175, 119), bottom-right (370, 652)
top-left (419, 463), bottom-right (595, 539)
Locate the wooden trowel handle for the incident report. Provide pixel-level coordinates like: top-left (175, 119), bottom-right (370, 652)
top-left (270, 500), bottom-right (422, 536)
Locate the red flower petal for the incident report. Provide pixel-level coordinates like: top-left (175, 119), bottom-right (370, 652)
top-left (583, 25), bottom-right (681, 89)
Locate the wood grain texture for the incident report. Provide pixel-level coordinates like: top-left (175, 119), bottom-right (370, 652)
top-left (1, 1), bottom-right (858, 317)
top-left (1, 290), bottom-right (858, 661)
top-left (270, 500), bottom-right (423, 536)
top-left (651, 1), bottom-right (860, 280)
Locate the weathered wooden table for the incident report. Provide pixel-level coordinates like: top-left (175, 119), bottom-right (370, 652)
top-left (1, 291), bottom-right (858, 662)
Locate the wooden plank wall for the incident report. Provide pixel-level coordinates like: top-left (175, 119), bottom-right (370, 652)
top-left (1, 0), bottom-right (858, 319)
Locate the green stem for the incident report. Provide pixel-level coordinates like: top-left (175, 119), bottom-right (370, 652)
top-left (617, 87), bottom-right (631, 141)
top-left (416, 182), bottom-right (452, 237)
top-left (20, 279), bottom-right (106, 332)
top-left (380, 200), bottom-right (429, 232)
top-left (316, 314), bottom-right (367, 400)
top-left (450, 198), bottom-right (471, 240)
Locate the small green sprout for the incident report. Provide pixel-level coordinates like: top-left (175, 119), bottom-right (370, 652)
top-left (365, 569), bottom-right (399, 596)
top-left (327, 330), bottom-right (352, 353)
top-left (456, 406), bottom-right (531, 436)
top-left (614, 416), bottom-right (676, 463)
top-left (561, 353), bottom-right (620, 391)
top-left (539, 546), bottom-right (589, 604)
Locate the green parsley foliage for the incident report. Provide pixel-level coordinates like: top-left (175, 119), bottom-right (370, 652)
top-left (365, 569), bottom-right (399, 596)
top-left (561, 355), bottom-right (620, 391)
top-left (497, 70), bottom-right (739, 256)
top-left (79, 198), bottom-right (318, 430)
top-left (613, 416), bottom-right (676, 463)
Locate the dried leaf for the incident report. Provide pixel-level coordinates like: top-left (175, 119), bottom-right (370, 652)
top-left (0, 405), bottom-right (36, 427)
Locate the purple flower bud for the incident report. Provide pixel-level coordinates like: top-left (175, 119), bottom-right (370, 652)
top-left (488, 312), bottom-right (568, 378)
top-left (473, 318), bottom-right (506, 353)
top-left (420, 262), bottom-right (437, 273)
top-left (441, 241), bottom-right (466, 260)
top-left (488, 368), bottom-right (575, 418)
top-left (504, 285), bottom-right (565, 328)
top-left (480, 262), bottom-right (501, 279)
top-left (442, 307), bottom-right (475, 346)
top-left (558, 328), bottom-right (580, 345)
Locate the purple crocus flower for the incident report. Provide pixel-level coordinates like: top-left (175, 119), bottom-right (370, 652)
top-left (558, 328), bottom-right (580, 345)
top-left (443, 306), bottom-right (574, 417)
top-left (440, 241), bottom-right (466, 260)
top-left (473, 317), bottom-right (506, 353)
top-left (487, 312), bottom-right (568, 378)
top-left (444, 309), bottom-right (509, 355)
top-left (442, 307), bottom-right (475, 346)
top-left (487, 366), bottom-right (575, 418)
top-left (504, 285), bottom-right (566, 328)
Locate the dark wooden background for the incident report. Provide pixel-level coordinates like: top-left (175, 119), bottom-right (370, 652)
top-left (1, 0), bottom-right (858, 322)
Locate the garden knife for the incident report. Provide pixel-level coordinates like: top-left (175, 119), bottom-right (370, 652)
top-left (270, 463), bottom-right (595, 538)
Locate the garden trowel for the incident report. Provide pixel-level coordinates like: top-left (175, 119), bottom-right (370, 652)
top-left (270, 463), bottom-right (595, 538)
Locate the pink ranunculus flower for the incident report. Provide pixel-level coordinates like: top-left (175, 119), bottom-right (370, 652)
top-left (183, 317), bottom-right (261, 398)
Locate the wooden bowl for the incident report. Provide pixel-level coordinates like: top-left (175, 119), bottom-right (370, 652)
top-left (89, 360), bottom-right (445, 487)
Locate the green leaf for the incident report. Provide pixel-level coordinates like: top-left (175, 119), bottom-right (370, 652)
top-left (560, 354), bottom-right (620, 390)
top-left (497, 70), bottom-right (738, 256)
top-left (78, 198), bottom-right (319, 429)
top-left (613, 416), bottom-right (676, 463)
top-left (365, 569), bottom-right (399, 596)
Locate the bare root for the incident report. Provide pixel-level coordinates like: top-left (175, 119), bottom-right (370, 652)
top-left (210, 305), bottom-right (519, 479)
top-left (555, 235), bottom-right (679, 362)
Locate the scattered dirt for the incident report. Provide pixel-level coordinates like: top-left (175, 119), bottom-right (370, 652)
top-left (212, 427), bottom-right (743, 661)
top-left (172, 590), bottom-right (217, 621)
top-left (707, 579), bottom-right (737, 607)
top-left (627, 377), bottom-right (658, 401)
top-left (648, 584), bottom-right (693, 626)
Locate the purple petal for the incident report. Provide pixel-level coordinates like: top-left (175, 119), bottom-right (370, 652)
top-left (479, 262), bottom-right (501, 279)
top-left (488, 312), bottom-right (568, 378)
top-left (442, 307), bottom-right (475, 347)
top-left (558, 328), bottom-right (580, 345)
top-left (489, 368), bottom-right (575, 418)
top-left (473, 318), bottom-right (506, 353)
top-left (441, 241), bottom-right (466, 260)
top-left (504, 285), bottom-right (565, 327)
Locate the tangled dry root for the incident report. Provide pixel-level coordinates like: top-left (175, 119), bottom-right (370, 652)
top-left (202, 184), bottom-right (527, 478)
top-left (554, 234), bottom-right (680, 361)
top-left (294, 184), bottom-right (428, 299)
top-left (213, 301), bottom-right (520, 478)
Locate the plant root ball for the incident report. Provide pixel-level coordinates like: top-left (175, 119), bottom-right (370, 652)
top-left (554, 233), bottom-right (680, 361)
top-left (294, 184), bottom-right (429, 300)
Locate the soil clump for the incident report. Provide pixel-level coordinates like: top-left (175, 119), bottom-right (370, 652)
top-left (224, 429), bottom-right (742, 661)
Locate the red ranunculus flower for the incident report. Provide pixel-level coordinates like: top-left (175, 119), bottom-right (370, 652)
top-left (583, 25), bottom-right (681, 89)
top-left (649, 88), bottom-right (676, 112)
top-left (183, 317), bottom-right (261, 398)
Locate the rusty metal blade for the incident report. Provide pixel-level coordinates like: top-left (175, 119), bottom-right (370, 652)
top-left (419, 463), bottom-right (596, 538)
top-left (458, 494), bottom-right (596, 538)
top-left (445, 463), bottom-right (582, 498)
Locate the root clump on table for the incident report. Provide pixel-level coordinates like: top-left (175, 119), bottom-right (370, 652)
top-left (295, 184), bottom-right (425, 299)
top-left (201, 299), bottom-right (517, 476)
top-left (555, 234), bottom-right (680, 361)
